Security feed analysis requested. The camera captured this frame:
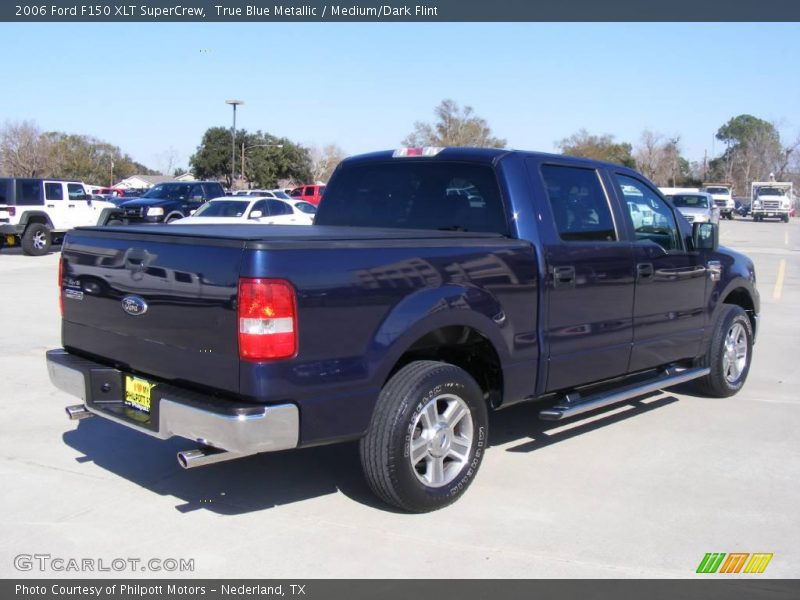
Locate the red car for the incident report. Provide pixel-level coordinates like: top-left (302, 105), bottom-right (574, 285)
top-left (290, 184), bottom-right (325, 206)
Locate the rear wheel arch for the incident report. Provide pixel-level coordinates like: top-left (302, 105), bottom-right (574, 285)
top-left (20, 211), bottom-right (54, 230)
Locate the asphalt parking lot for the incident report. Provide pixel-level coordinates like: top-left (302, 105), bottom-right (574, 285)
top-left (0, 218), bottom-right (798, 579)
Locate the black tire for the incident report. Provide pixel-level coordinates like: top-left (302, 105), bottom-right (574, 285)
top-left (695, 304), bottom-right (753, 398)
top-left (360, 360), bottom-right (488, 512)
top-left (165, 214), bottom-right (183, 223)
top-left (21, 223), bottom-right (51, 256)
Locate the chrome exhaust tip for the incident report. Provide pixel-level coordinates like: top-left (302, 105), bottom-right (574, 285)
top-left (177, 447), bottom-right (245, 469)
top-left (66, 404), bottom-right (94, 421)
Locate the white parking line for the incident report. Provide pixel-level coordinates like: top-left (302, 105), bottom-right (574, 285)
top-left (773, 259), bottom-right (786, 301)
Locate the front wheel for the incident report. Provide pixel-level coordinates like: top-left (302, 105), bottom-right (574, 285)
top-left (695, 305), bottom-right (753, 397)
top-left (360, 361), bottom-right (488, 512)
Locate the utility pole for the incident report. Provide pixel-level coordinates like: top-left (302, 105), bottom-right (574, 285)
top-left (225, 99), bottom-right (244, 189)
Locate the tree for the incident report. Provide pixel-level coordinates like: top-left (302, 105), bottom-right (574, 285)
top-left (191, 126), bottom-right (313, 189)
top-left (242, 130), bottom-right (312, 188)
top-left (556, 129), bottom-right (635, 167)
top-left (189, 126), bottom-right (242, 187)
top-left (709, 115), bottom-right (785, 192)
top-left (309, 144), bottom-right (346, 183)
top-left (403, 99), bottom-right (506, 148)
top-left (156, 146), bottom-right (181, 176)
top-left (45, 133), bottom-right (152, 185)
top-left (0, 120), bottom-right (52, 177)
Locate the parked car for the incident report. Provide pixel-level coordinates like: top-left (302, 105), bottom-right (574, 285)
top-left (232, 189), bottom-right (294, 200)
top-left (735, 200), bottom-right (751, 218)
top-left (661, 190), bottom-right (720, 224)
top-left (109, 181), bottom-right (226, 224)
top-left (175, 197), bottom-right (315, 225)
top-left (48, 147), bottom-right (759, 512)
top-left (289, 184), bottom-right (326, 205)
top-left (0, 177), bottom-right (116, 255)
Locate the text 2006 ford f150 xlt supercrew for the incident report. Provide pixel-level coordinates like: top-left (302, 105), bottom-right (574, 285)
top-left (47, 148), bottom-right (760, 512)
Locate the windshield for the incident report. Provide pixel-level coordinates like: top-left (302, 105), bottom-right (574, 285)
top-left (670, 195), bottom-right (709, 208)
top-left (143, 183), bottom-right (192, 200)
top-left (192, 200), bottom-right (248, 217)
top-left (758, 187), bottom-right (785, 196)
top-left (705, 187), bottom-right (730, 195)
top-left (315, 161), bottom-right (508, 234)
top-left (273, 191), bottom-right (292, 199)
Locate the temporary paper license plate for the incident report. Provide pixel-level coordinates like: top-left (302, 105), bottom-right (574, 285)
top-left (124, 375), bottom-right (155, 414)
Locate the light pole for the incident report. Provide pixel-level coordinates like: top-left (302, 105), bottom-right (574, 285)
top-left (241, 143), bottom-right (283, 186)
top-left (225, 99), bottom-right (244, 188)
top-left (670, 137), bottom-right (680, 187)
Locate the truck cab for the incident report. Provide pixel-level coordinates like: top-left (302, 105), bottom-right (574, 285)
top-left (751, 181), bottom-right (793, 222)
top-left (702, 183), bottom-right (736, 219)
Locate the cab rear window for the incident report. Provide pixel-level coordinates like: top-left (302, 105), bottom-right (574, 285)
top-left (315, 162), bottom-right (508, 235)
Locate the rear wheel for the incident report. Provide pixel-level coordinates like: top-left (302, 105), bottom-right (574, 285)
top-left (21, 223), bottom-right (51, 256)
top-left (695, 305), bottom-right (753, 397)
top-left (360, 360), bottom-right (488, 512)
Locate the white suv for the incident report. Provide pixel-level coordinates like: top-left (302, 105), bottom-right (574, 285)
top-left (0, 178), bottom-right (116, 255)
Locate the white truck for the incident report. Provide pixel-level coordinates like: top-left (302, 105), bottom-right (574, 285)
top-left (751, 181), bottom-right (793, 222)
top-left (702, 182), bottom-right (736, 220)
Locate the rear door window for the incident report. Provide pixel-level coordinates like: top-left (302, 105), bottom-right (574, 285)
top-left (15, 180), bottom-right (42, 205)
top-left (45, 182), bottom-right (64, 201)
top-left (540, 165), bottom-right (617, 242)
top-left (203, 182), bottom-right (225, 198)
top-left (0, 179), bottom-right (9, 204)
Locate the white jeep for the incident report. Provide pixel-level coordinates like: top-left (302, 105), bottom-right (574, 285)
top-left (0, 178), bottom-right (116, 256)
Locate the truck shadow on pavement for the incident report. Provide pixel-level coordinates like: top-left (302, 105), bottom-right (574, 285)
top-left (62, 391), bottom-right (679, 514)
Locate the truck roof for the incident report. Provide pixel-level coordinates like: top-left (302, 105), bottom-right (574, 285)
top-left (341, 147), bottom-right (642, 174)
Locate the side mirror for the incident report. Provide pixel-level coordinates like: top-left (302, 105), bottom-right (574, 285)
top-left (249, 210), bottom-right (263, 219)
top-left (692, 222), bottom-right (718, 251)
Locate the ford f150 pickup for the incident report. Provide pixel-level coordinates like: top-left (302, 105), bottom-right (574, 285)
top-left (47, 148), bottom-right (760, 512)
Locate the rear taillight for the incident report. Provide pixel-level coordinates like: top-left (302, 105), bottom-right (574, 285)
top-left (6, 207), bottom-right (15, 217)
top-left (58, 257), bottom-right (64, 317)
top-left (238, 278), bottom-right (297, 361)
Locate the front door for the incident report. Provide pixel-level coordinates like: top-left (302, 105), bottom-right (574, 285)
top-left (612, 174), bottom-right (708, 372)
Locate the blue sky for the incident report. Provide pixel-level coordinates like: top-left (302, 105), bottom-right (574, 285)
top-left (1, 22), bottom-right (798, 172)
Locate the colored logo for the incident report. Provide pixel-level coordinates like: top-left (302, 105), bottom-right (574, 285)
top-left (121, 295), bottom-right (148, 316)
top-left (696, 553), bottom-right (773, 574)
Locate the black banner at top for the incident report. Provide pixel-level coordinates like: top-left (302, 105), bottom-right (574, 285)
top-left (3, 0), bottom-right (800, 22)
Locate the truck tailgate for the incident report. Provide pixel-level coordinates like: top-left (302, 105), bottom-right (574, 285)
top-left (60, 229), bottom-right (243, 395)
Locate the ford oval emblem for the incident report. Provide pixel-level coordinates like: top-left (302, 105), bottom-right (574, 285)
top-left (121, 295), bottom-right (148, 316)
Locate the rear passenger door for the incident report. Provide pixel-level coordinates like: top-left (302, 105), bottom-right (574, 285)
top-left (43, 181), bottom-right (69, 229)
top-left (611, 174), bottom-right (707, 372)
top-left (531, 161), bottom-right (635, 392)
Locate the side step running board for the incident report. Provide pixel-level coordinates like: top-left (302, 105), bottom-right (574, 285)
top-left (538, 367), bottom-right (710, 421)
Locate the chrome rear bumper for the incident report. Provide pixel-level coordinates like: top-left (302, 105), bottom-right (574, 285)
top-left (46, 348), bottom-right (299, 455)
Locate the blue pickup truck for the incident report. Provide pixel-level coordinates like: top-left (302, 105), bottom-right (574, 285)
top-left (46, 148), bottom-right (759, 512)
